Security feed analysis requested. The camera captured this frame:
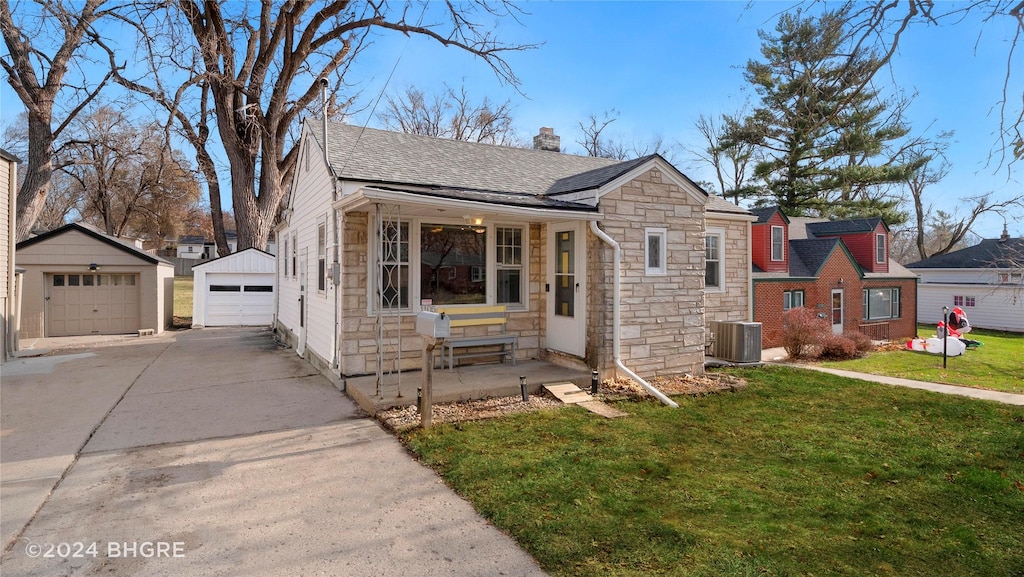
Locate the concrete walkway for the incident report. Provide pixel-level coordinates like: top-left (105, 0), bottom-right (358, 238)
top-left (760, 347), bottom-right (1024, 406)
top-left (787, 365), bottom-right (1024, 405)
top-left (1, 327), bottom-right (548, 577)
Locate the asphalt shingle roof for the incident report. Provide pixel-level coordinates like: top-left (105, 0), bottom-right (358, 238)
top-left (788, 238), bottom-right (844, 277)
top-left (319, 123), bottom-right (626, 196)
top-left (706, 194), bottom-right (755, 216)
top-left (806, 218), bottom-right (885, 236)
top-left (905, 237), bottom-right (1024, 269)
top-left (366, 186), bottom-right (597, 211)
top-left (749, 206), bottom-right (781, 224)
top-left (18, 223), bottom-right (168, 265)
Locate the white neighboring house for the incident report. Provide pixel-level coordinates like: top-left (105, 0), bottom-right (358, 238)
top-left (905, 231), bottom-right (1024, 332)
top-left (177, 235), bottom-right (213, 259)
top-left (192, 248), bottom-right (276, 327)
top-left (177, 232), bottom-right (241, 259)
top-left (1, 147), bottom-right (17, 363)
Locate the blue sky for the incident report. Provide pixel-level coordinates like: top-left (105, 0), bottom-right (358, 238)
top-left (2, 1), bottom-right (1020, 239)
top-left (343, 1), bottom-right (1023, 240)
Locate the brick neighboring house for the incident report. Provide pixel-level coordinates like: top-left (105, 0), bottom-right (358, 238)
top-left (750, 207), bottom-right (918, 347)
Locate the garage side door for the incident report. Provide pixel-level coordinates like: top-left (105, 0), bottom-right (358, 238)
top-left (205, 273), bottom-right (275, 326)
top-left (48, 273), bottom-right (141, 336)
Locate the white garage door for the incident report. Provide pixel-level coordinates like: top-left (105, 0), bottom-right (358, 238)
top-left (47, 273), bottom-right (141, 336)
top-left (205, 273), bottom-right (275, 326)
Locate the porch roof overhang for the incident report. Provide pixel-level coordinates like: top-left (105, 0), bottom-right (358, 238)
top-left (334, 185), bottom-right (602, 222)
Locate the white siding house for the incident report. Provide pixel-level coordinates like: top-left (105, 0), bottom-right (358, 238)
top-left (275, 127), bottom-right (339, 375)
top-left (906, 233), bottom-right (1024, 332)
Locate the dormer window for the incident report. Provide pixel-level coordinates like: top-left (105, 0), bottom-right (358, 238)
top-left (771, 226), bottom-right (785, 261)
top-left (876, 233), bottom-right (886, 263)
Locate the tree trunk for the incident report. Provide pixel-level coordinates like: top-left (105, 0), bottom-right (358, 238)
top-left (15, 110), bottom-right (55, 240)
top-left (195, 147), bottom-right (229, 257)
top-left (914, 189), bottom-right (927, 260)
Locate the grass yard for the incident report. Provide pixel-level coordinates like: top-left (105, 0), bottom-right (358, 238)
top-left (173, 276), bottom-right (194, 325)
top-left (403, 366), bottom-right (1024, 577)
top-left (823, 325), bottom-right (1024, 394)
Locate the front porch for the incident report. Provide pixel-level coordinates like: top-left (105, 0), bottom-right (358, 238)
top-left (344, 359), bottom-right (592, 415)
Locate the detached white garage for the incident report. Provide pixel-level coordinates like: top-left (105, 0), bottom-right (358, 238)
top-left (192, 248), bottom-right (276, 327)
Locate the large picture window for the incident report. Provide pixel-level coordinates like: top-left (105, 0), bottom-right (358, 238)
top-left (420, 223), bottom-right (486, 306)
top-left (496, 226), bottom-right (524, 306)
top-left (863, 288), bottom-right (901, 320)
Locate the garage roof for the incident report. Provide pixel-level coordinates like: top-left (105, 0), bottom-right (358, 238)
top-left (17, 223), bottom-right (169, 265)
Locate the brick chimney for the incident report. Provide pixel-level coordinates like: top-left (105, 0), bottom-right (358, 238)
top-left (533, 127), bottom-right (560, 152)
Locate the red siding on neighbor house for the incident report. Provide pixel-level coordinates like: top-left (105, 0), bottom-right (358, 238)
top-left (751, 212), bottom-right (788, 273)
top-left (821, 224), bottom-right (889, 273)
top-left (753, 248), bottom-right (916, 347)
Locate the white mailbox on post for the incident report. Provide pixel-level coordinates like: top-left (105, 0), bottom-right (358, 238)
top-left (415, 311), bottom-right (449, 428)
top-left (415, 311), bottom-right (450, 341)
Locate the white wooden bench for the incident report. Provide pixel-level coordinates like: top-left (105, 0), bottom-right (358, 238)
top-left (436, 305), bottom-right (517, 371)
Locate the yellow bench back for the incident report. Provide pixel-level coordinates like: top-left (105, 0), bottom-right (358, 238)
top-left (436, 305), bottom-right (508, 327)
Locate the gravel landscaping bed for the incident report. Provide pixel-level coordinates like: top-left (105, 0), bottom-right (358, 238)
top-left (377, 370), bottom-right (747, 431)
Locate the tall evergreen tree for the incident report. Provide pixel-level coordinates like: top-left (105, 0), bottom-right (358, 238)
top-left (729, 7), bottom-right (918, 224)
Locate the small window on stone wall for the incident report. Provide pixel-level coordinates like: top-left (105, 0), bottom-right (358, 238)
top-left (645, 227), bottom-right (667, 276)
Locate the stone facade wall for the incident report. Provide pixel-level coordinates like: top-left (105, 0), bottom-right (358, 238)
top-left (705, 216), bottom-right (751, 325)
top-left (588, 167), bottom-right (706, 378)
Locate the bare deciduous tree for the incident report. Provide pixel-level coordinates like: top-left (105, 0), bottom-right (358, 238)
top-left (832, 0), bottom-right (1024, 169)
top-left (378, 83), bottom-right (520, 145)
top-left (0, 0), bottom-right (118, 240)
top-left (577, 109), bottom-right (672, 161)
top-left (60, 105), bottom-right (202, 240)
top-left (690, 112), bottom-right (759, 204)
top-left (111, 1), bottom-right (535, 252)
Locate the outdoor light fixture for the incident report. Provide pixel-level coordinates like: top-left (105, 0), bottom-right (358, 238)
top-left (464, 216), bottom-right (484, 226)
top-left (89, 263), bottom-right (101, 271)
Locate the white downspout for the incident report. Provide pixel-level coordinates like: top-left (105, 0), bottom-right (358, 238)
top-left (589, 220), bottom-right (678, 408)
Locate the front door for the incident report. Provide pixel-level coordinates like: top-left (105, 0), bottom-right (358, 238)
top-left (831, 289), bottom-right (844, 335)
top-left (546, 222), bottom-right (586, 356)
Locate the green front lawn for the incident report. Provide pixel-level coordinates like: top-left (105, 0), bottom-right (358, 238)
top-left (824, 325), bottom-right (1024, 394)
top-left (403, 366), bottom-right (1024, 577)
top-left (173, 276), bottom-right (193, 324)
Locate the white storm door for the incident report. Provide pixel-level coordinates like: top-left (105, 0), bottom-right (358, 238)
top-left (546, 222), bottom-right (586, 357)
top-left (831, 289), bottom-right (844, 335)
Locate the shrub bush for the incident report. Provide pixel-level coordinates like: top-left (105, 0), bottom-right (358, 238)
top-left (844, 330), bottom-right (875, 353)
top-left (817, 334), bottom-right (861, 361)
top-left (780, 308), bottom-right (831, 359)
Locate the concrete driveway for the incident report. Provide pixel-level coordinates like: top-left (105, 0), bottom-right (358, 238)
top-left (1, 327), bottom-right (547, 576)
